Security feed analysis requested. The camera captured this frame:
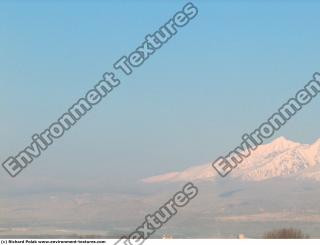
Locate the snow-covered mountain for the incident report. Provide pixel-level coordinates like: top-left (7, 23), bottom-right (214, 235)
top-left (143, 137), bottom-right (320, 183)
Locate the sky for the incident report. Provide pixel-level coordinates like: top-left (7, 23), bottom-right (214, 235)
top-left (1, 0), bottom-right (320, 194)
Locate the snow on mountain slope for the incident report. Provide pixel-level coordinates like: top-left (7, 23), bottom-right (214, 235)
top-left (142, 137), bottom-right (320, 183)
top-left (142, 164), bottom-right (217, 183)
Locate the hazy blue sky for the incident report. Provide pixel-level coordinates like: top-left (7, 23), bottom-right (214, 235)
top-left (1, 0), bottom-right (320, 193)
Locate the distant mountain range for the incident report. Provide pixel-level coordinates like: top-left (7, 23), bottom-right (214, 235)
top-left (3, 137), bottom-right (320, 238)
top-left (143, 137), bottom-right (320, 183)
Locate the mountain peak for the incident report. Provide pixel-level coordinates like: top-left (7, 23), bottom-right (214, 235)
top-left (262, 136), bottom-right (300, 151)
top-left (255, 137), bottom-right (300, 156)
top-left (271, 136), bottom-right (297, 145)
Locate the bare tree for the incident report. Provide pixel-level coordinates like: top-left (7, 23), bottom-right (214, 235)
top-left (263, 228), bottom-right (309, 239)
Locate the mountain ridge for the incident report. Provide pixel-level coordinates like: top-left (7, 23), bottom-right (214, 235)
top-left (142, 137), bottom-right (320, 183)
